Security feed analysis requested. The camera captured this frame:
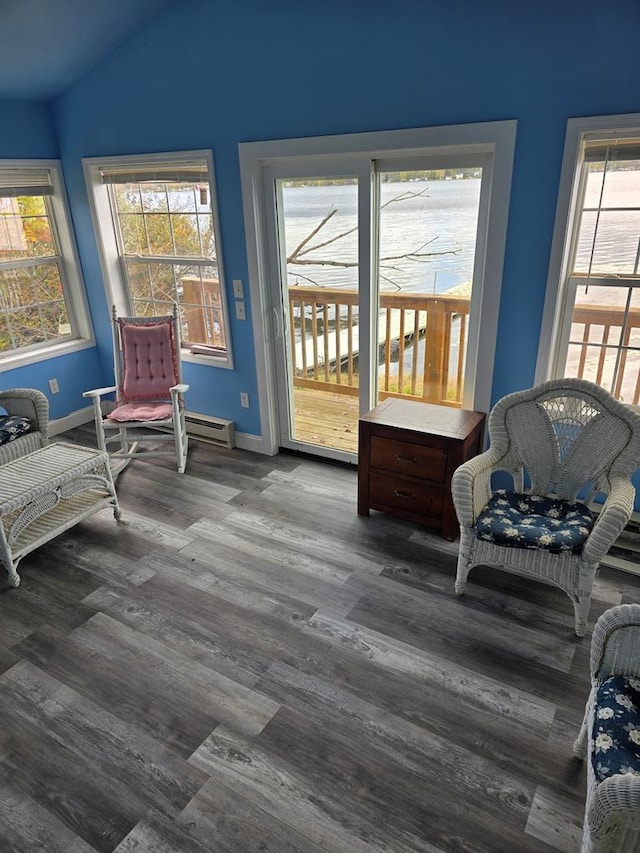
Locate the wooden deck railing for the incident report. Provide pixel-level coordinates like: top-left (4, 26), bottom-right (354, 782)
top-left (288, 286), bottom-right (470, 406)
top-left (180, 276), bottom-right (226, 350)
top-left (177, 282), bottom-right (640, 409)
top-left (571, 304), bottom-right (640, 405)
top-left (288, 288), bottom-right (640, 409)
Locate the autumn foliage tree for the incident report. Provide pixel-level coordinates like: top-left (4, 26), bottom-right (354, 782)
top-left (0, 194), bottom-right (67, 352)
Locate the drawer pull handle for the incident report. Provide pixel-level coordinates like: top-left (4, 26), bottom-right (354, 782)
top-left (394, 489), bottom-right (416, 500)
top-left (396, 454), bottom-right (418, 463)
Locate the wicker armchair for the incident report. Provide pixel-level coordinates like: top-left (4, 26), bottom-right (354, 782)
top-left (451, 378), bottom-right (640, 636)
top-left (0, 388), bottom-right (49, 465)
top-left (574, 605), bottom-right (640, 852)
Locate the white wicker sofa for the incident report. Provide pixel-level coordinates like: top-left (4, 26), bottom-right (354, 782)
top-left (0, 388), bottom-right (49, 465)
top-left (574, 605), bottom-right (640, 852)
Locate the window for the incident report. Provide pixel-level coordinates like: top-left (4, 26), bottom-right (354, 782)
top-left (0, 161), bottom-right (91, 362)
top-left (542, 117), bottom-right (640, 406)
top-left (84, 151), bottom-right (232, 366)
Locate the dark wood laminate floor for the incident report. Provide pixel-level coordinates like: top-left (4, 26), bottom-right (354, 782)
top-left (1, 427), bottom-right (639, 853)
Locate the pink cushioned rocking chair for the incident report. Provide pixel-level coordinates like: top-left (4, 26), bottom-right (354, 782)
top-left (84, 304), bottom-right (189, 476)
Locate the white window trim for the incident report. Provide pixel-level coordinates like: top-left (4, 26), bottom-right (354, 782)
top-left (239, 121), bottom-right (517, 455)
top-left (0, 159), bottom-right (93, 371)
top-left (537, 113), bottom-right (640, 387)
top-left (82, 149), bottom-right (234, 369)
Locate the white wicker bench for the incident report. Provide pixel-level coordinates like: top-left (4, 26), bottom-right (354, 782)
top-left (0, 442), bottom-right (121, 587)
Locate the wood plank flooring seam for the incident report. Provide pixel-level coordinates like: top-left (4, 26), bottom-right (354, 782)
top-left (1, 427), bottom-right (635, 852)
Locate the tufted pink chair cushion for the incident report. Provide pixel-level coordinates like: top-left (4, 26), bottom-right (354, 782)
top-left (107, 401), bottom-right (174, 422)
top-left (119, 317), bottom-right (178, 401)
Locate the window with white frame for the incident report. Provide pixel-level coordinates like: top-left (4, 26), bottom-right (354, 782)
top-left (0, 161), bottom-right (90, 361)
top-left (84, 152), bottom-right (232, 365)
top-left (544, 120), bottom-right (640, 406)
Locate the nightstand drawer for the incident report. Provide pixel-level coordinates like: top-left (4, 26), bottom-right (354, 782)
top-left (370, 435), bottom-right (447, 482)
top-left (369, 471), bottom-right (444, 519)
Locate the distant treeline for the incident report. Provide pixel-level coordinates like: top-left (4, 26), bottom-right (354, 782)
top-left (282, 169), bottom-right (481, 188)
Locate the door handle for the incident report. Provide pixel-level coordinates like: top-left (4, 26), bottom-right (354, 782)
top-left (394, 489), bottom-right (416, 500)
top-left (272, 307), bottom-right (281, 340)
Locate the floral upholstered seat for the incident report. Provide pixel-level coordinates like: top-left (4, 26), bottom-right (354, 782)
top-left (475, 489), bottom-right (593, 553)
top-left (0, 389), bottom-right (48, 466)
top-left (591, 675), bottom-right (640, 783)
top-left (0, 415), bottom-right (33, 446)
top-left (575, 605), bottom-right (640, 851)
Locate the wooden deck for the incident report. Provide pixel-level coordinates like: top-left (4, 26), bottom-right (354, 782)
top-left (293, 387), bottom-right (360, 454)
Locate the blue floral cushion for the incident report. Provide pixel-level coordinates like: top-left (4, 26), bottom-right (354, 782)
top-left (591, 676), bottom-right (640, 782)
top-left (0, 415), bottom-right (32, 447)
top-left (474, 489), bottom-right (593, 553)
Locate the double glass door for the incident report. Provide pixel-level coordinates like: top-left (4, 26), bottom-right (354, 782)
top-left (265, 155), bottom-right (487, 461)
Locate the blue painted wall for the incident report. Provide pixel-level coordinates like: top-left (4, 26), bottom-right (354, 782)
top-left (0, 100), bottom-right (57, 158)
top-left (0, 349), bottom-right (103, 421)
top-left (8, 0), bottom-right (640, 441)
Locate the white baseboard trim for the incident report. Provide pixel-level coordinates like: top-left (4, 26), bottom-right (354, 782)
top-left (49, 408), bottom-right (271, 456)
top-left (49, 406), bottom-right (95, 437)
top-left (234, 431), bottom-right (272, 454)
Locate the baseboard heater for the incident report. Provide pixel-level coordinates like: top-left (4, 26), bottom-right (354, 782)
top-left (184, 412), bottom-right (235, 448)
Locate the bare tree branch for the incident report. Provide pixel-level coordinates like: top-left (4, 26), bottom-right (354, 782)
top-left (289, 247), bottom-right (458, 268)
top-left (286, 187), bottom-right (454, 279)
top-left (288, 188), bottom-right (433, 263)
top-left (289, 258), bottom-right (359, 268)
top-left (289, 271), bottom-right (324, 287)
top-left (288, 207), bottom-right (338, 262)
top-left (294, 226), bottom-right (356, 259)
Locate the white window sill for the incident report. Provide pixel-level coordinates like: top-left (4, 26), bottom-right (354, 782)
top-left (182, 350), bottom-right (234, 370)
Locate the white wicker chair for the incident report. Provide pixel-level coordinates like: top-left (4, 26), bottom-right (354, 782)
top-left (574, 604), bottom-right (640, 852)
top-left (451, 378), bottom-right (640, 636)
top-left (0, 388), bottom-right (49, 465)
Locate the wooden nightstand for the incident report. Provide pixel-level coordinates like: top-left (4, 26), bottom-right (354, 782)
top-left (357, 398), bottom-right (485, 540)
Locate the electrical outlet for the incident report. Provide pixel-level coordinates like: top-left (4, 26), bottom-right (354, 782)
top-left (235, 301), bottom-right (246, 320)
top-left (48, 378), bottom-right (59, 394)
top-left (240, 392), bottom-right (250, 408)
top-left (232, 279), bottom-right (244, 299)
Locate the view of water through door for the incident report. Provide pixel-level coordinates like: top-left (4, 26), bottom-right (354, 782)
top-left (376, 169), bottom-right (482, 405)
top-left (277, 176), bottom-right (361, 454)
top-left (272, 164), bottom-right (484, 458)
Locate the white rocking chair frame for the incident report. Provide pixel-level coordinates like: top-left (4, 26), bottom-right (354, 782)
top-left (83, 304), bottom-right (190, 476)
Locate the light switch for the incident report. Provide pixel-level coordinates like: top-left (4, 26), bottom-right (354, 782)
top-left (235, 301), bottom-right (246, 320)
top-left (233, 279), bottom-right (244, 299)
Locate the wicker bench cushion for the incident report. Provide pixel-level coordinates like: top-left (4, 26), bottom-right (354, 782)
top-left (592, 675), bottom-right (640, 782)
top-left (474, 489), bottom-right (593, 553)
top-left (0, 415), bottom-right (32, 447)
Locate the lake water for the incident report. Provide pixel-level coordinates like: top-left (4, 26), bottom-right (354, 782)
top-left (579, 167), bottom-right (640, 277)
top-left (282, 177), bottom-right (481, 296)
top-left (281, 170), bottom-right (640, 386)
top-left (282, 169), bottom-right (640, 298)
